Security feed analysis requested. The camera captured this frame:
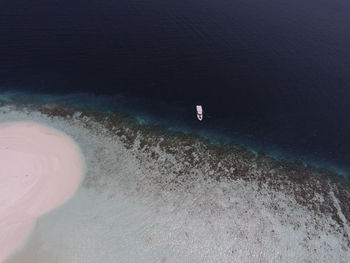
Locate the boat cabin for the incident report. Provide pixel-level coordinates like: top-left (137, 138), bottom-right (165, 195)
top-left (196, 105), bottom-right (203, 121)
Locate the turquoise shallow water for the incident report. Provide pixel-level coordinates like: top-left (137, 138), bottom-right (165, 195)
top-left (1, 90), bottom-right (349, 179)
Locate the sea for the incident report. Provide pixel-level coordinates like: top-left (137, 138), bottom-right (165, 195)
top-left (1, 0), bottom-right (349, 176)
top-left (1, 0), bottom-right (350, 262)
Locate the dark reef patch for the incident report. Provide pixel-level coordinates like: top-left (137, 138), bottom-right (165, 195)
top-left (35, 104), bottom-right (350, 237)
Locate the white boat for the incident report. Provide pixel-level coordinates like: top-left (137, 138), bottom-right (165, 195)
top-left (196, 105), bottom-right (203, 121)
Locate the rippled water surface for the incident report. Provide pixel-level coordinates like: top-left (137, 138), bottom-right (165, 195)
top-left (0, 0), bottom-right (350, 172)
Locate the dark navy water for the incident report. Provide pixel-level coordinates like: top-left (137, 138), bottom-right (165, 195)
top-left (1, 0), bottom-right (350, 175)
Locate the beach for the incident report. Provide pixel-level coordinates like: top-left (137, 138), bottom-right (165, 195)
top-left (0, 121), bottom-right (84, 262)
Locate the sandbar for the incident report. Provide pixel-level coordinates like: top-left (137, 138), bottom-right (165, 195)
top-left (0, 122), bottom-right (84, 262)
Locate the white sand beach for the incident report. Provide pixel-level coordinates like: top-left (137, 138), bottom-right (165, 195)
top-left (0, 122), bottom-right (84, 262)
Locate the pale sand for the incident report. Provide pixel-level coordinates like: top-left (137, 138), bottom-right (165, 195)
top-left (0, 122), bottom-right (84, 262)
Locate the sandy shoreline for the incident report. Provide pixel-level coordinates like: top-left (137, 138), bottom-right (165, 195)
top-left (0, 122), bottom-right (84, 262)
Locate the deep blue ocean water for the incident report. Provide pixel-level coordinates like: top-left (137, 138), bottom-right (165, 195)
top-left (0, 0), bottom-right (349, 176)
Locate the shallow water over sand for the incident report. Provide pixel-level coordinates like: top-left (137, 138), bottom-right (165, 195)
top-left (0, 102), bottom-right (349, 262)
